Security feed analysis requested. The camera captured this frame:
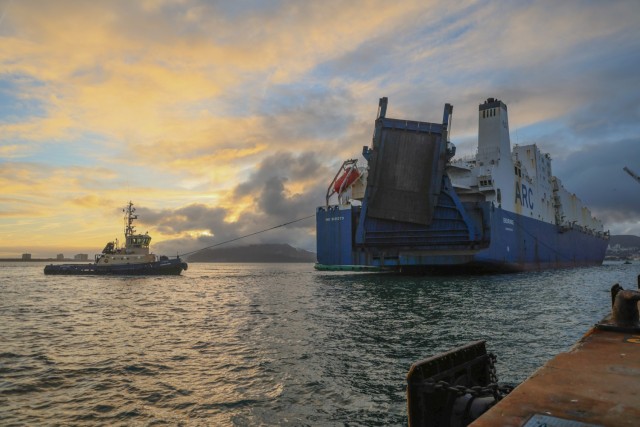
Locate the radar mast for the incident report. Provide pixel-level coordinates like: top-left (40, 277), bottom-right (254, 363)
top-left (124, 201), bottom-right (138, 238)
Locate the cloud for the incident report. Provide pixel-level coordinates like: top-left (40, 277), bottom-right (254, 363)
top-left (1, 1), bottom-right (640, 257)
top-left (0, 0), bottom-right (428, 140)
top-left (138, 150), bottom-right (327, 254)
top-left (234, 151), bottom-right (325, 195)
top-left (552, 138), bottom-right (640, 233)
top-left (234, 151), bottom-right (328, 224)
top-left (68, 195), bottom-right (117, 209)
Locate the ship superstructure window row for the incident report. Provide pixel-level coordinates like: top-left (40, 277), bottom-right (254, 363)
top-left (481, 108), bottom-right (499, 118)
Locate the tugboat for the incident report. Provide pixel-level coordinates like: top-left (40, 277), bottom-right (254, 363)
top-left (44, 202), bottom-right (188, 275)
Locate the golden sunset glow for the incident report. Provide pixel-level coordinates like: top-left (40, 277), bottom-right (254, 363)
top-left (1, 1), bottom-right (639, 257)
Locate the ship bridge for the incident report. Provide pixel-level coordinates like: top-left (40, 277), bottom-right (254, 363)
top-left (126, 234), bottom-right (151, 248)
top-left (125, 234), bottom-right (151, 255)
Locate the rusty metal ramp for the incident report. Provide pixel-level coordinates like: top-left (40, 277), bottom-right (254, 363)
top-left (470, 325), bottom-right (640, 427)
top-left (365, 98), bottom-right (447, 226)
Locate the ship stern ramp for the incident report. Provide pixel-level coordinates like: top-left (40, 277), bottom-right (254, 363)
top-left (353, 99), bottom-right (488, 270)
top-left (362, 98), bottom-right (447, 226)
top-left (316, 98), bottom-right (491, 272)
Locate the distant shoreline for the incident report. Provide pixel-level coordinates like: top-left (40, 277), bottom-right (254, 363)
top-left (0, 259), bottom-right (88, 263)
top-left (0, 258), bottom-right (317, 263)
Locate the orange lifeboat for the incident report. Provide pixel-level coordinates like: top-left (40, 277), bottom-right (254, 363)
top-left (333, 167), bottom-right (361, 194)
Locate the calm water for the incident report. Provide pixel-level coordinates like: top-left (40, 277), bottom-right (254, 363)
top-left (1, 261), bottom-right (638, 425)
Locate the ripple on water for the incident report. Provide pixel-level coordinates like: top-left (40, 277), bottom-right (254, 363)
top-left (0, 262), bottom-right (636, 425)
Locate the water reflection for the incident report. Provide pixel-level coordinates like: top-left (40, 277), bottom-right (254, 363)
top-left (0, 262), bottom-right (637, 425)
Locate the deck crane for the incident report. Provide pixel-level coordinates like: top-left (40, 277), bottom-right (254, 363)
top-left (623, 166), bottom-right (640, 185)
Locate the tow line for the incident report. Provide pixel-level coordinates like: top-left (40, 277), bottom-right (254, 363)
top-left (178, 214), bottom-right (315, 258)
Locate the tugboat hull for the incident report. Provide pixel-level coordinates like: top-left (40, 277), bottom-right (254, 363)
top-left (44, 259), bottom-right (188, 276)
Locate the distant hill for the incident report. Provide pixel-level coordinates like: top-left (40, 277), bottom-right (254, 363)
top-left (606, 234), bottom-right (640, 260)
top-left (608, 235), bottom-right (640, 249)
top-left (186, 243), bottom-right (317, 263)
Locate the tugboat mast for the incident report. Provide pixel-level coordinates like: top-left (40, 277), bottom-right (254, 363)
top-left (124, 201), bottom-right (138, 238)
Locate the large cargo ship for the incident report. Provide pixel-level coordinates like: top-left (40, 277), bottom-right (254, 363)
top-left (316, 97), bottom-right (609, 272)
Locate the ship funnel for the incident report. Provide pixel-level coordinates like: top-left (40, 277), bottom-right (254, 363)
top-left (477, 98), bottom-right (511, 166)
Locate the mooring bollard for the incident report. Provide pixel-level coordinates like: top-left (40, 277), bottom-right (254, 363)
top-left (611, 283), bottom-right (623, 308)
top-left (596, 283), bottom-right (640, 333)
top-left (612, 289), bottom-right (640, 327)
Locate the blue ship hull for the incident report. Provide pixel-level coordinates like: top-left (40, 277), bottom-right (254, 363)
top-left (44, 258), bottom-right (188, 276)
top-left (316, 203), bottom-right (607, 272)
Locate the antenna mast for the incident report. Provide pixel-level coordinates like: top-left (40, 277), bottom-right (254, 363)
top-left (124, 201), bottom-right (138, 237)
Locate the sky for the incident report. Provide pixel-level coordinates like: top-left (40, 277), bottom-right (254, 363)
top-left (1, 0), bottom-right (639, 258)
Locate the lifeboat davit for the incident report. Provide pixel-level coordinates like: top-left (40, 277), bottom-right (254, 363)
top-left (333, 167), bottom-right (361, 193)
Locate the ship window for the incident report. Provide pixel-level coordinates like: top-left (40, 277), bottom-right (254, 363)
top-left (482, 111), bottom-right (485, 118)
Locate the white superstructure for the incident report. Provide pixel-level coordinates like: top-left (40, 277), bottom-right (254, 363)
top-left (447, 98), bottom-right (604, 236)
top-left (95, 201), bottom-right (159, 265)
